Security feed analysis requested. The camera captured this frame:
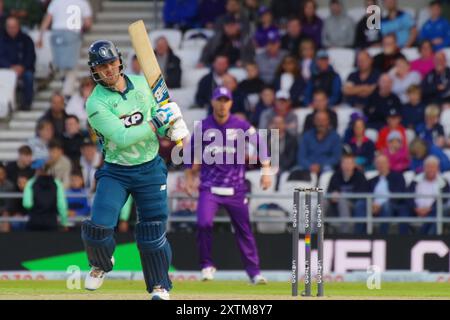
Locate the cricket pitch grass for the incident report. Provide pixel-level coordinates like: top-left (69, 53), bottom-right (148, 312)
top-left (1, 281), bottom-right (450, 300)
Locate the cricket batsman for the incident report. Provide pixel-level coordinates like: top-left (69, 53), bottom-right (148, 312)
top-left (184, 87), bottom-right (272, 284)
top-left (81, 40), bottom-right (188, 300)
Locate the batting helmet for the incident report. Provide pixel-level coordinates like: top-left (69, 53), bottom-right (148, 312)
top-left (87, 40), bottom-right (124, 87)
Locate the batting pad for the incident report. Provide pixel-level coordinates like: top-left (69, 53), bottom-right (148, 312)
top-left (81, 220), bottom-right (116, 272)
top-left (135, 221), bottom-right (173, 292)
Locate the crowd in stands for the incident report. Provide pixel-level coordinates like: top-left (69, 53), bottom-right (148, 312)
top-left (2, 0), bottom-right (450, 234)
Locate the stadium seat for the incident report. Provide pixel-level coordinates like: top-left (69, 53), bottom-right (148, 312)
top-left (316, 7), bottom-right (330, 20)
top-left (228, 67), bottom-right (247, 83)
top-left (406, 129), bottom-right (416, 145)
top-left (293, 107), bottom-right (313, 134)
top-left (401, 48), bottom-right (420, 61)
top-left (275, 171), bottom-right (318, 213)
top-left (403, 7), bottom-right (417, 19)
top-left (328, 48), bottom-right (355, 71)
top-left (365, 128), bottom-right (379, 143)
top-left (439, 109), bottom-right (450, 137)
top-left (336, 106), bottom-right (359, 137)
top-left (182, 28), bottom-right (214, 49)
top-left (149, 29), bottom-right (182, 50)
top-left (170, 88), bottom-right (196, 109)
top-left (367, 47), bottom-right (382, 57)
top-left (28, 30), bottom-right (53, 79)
top-left (317, 170), bottom-right (334, 191)
top-left (175, 47), bottom-right (202, 69)
top-left (444, 149), bottom-right (450, 162)
top-left (443, 48), bottom-right (450, 67)
top-left (181, 67), bottom-right (209, 88)
top-left (442, 171), bottom-right (450, 185)
top-left (417, 8), bottom-right (430, 30)
top-left (182, 108), bottom-right (208, 134)
top-left (348, 7), bottom-right (366, 22)
top-left (365, 170), bottom-right (378, 180)
top-left (0, 69), bottom-right (17, 119)
top-left (245, 169), bottom-right (276, 215)
top-left (335, 67), bottom-right (354, 84)
top-left (403, 170), bottom-right (415, 187)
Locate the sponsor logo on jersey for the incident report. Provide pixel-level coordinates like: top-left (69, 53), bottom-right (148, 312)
top-left (121, 112), bottom-right (144, 128)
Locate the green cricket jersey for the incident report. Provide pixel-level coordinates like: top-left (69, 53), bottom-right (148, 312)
top-left (86, 75), bottom-right (168, 166)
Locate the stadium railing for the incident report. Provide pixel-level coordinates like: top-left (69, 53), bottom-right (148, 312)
top-left (1, 192), bottom-right (450, 235)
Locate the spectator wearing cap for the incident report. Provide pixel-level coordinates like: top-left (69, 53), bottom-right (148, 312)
top-left (327, 153), bottom-right (369, 234)
top-left (354, 0), bottom-right (382, 49)
top-left (300, 0), bottom-right (323, 49)
top-left (199, 15), bottom-right (254, 67)
top-left (343, 50), bottom-right (380, 109)
top-left (410, 137), bottom-right (450, 173)
top-left (298, 38), bottom-right (316, 81)
top-left (163, 0), bottom-right (198, 31)
top-left (66, 76), bottom-right (95, 130)
top-left (198, 0), bottom-right (226, 29)
top-left (407, 155), bottom-right (450, 235)
top-left (364, 74), bottom-right (402, 130)
top-left (273, 55), bottom-right (306, 108)
top-left (237, 62), bottom-right (265, 109)
top-left (62, 115), bottom-right (88, 165)
top-left (47, 139), bottom-right (72, 189)
top-left (421, 51), bottom-right (450, 105)
top-left (27, 120), bottom-right (54, 161)
top-left (22, 159), bottom-right (68, 231)
top-left (281, 17), bottom-right (307, 58)
top-left (38, 91), bottom-right (68, 139)
top-left (195, 55), bottom-right (230, 109)
top-left (255, 29), bottom-right (288, 84)
top-left (322, 0), bottom-right (355, 48)
top-left (216, 74), bottom-right (249, 118)
top-left (297, 110), bottom-right (342, 175)
top-left (381, 0), bottom-right (417, 48)
top-left (348, 116), bottom-right (376, 171)
top-left (79, 138), bottom-right (102, 193)
top-left (419, 0), bottom-right (450, 51)
top-left (251, 86), bottom-right (275, 127)
top-left (373, 34), bottom-right (406, 73)
top-left (382, 130), bottom-right (410, 173)
top-left (376, 107), bottom-right (407, 151)
top-left (389, 56), bottom-right (422, 104)
top-left (416, 104), bottom-right (445, 148)
top-left (410, 40), bottom-right (435, 80)
top-left (0, 16), bottom-right (36, 111)
top-left (259, 90), bottom-right (298, 136)
top-left (304, 49), bottom-right (342, 107)
top-left (155, 36), bottom-right (182, 88)
top-left (368, 154), bottom-right (410, 234)
top-left (253, 6), bottom-right (279, 48)
top-left (303, 90), bottom-right (337, 133)
top-left (5, 145), bottom-right (34, 187)
top-left (402, 85), bottom-right (426, 130)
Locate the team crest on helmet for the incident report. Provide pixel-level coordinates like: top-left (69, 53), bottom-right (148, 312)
top-left (99, 47), bottom-right (108, 58)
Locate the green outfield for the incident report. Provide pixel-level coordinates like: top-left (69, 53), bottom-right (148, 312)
top-left (0, 281), bottom-right (450, 300)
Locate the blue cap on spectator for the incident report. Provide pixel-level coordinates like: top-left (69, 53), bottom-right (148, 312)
top-left (350, 112), bottom-right (367, 123)
top-left (266, 29), bottom-right (280, 43)
top-left (31, 158), bottom-right (48, 170)
top-left (316, 49), bottom-right (329, 59)
top-left (212, 87), bottom-right (232, 100)
top-left (388, 107), bottom-right (401, 117)
top-left (258, 6), bottom-right (270, 16)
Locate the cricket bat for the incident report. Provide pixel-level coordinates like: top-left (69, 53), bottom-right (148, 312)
top-left (128, 20), bottom-right (183, 146)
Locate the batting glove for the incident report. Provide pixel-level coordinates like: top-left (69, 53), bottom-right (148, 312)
top-left (167, 118), bottom-right (189, 142)
top-left (151, 102), bottom-right (182, 129)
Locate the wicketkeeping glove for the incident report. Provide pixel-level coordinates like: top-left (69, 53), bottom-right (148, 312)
top-left (167, 118), bottom-right (189, 142)
top-left (151, 102), bottom-right (182, 130)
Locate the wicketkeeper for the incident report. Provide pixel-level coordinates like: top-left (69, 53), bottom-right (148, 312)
top-left (81, 40), bottom-right (189, 300)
